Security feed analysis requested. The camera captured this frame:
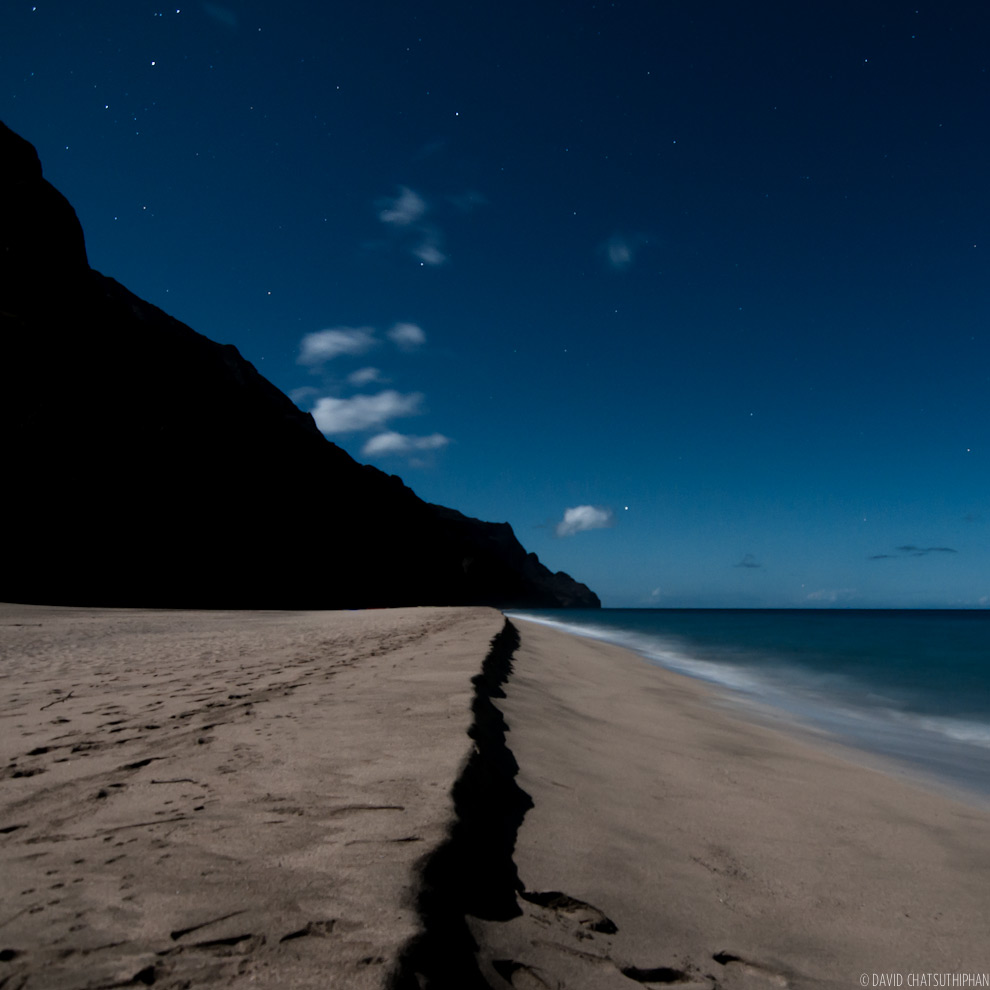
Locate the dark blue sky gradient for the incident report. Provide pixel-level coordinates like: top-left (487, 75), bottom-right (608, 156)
top-left (4, 1), bottom-right (989, 606)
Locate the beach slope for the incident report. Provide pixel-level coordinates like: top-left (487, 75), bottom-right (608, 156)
top-left (472, 619), bottom-right (990, 989)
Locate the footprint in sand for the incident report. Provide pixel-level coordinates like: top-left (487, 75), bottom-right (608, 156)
top-left (493, 958), bottom-right (554, 989)
top-left (711, 951), bottom-right (790, 987)
top-left (518, 889), bottom-right (618, 934)
top-left (279, 919), bottom-right (336, 943)
top-left (620, 964), bottom-right (694, 985)
top-left (511, 890), bottom-right (704, 987)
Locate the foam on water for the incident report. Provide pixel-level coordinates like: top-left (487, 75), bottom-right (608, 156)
top-left (507, 609), bottom-right (990, 802)
top-left (504, 611), bottom-right (764, 692)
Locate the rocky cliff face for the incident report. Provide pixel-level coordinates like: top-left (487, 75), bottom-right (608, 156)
top-left (0, 121), bottom-right (599, 609)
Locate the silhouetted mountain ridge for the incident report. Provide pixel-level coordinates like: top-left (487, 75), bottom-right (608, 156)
top-left (1, 121), bottom-right (599, 609)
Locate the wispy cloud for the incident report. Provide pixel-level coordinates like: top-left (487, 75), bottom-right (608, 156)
top-left (412, 230), bottom-right (447, 266)
top-left (296, 320), bottom-right (446, 450)
top-left (298, 327), bottom-right (376, 366)
top-left (869, 545), bottom-right (959, 560)
top-left (374, 186), bottom-right (457, 266)
top-left (289, 385), bottom-right (320, 405)
top-left (556, 505), bottom-right (614, 537)
top-left (378, 186), bottom-right (426, 226)
top-left (311, 390), bottom-right (422, 434)
top-left (299, 321), bottom-right (431, 368)
top-left (601, 233), bottom-right (649, 271)
top-left (347, 366), bottom-right (385, 386)
top-left (387, 322), bottom-right (426, 350)
top-left (362, 431), bottom-right (450, 456)
top-left (735, 554), bottom-right (762, 569)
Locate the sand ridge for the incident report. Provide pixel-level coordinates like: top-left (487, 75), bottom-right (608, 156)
top-left (0, 603), bottom-right (505, 989)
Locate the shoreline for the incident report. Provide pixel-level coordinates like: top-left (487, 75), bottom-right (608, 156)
top-left (474, 618), bottom-right (990, 988)
top-left (508, 610), bottom-right (990, 812)
top-left (3, 605), bottom-right (989, 988)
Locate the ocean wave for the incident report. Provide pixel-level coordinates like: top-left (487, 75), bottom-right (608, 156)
top-left (507, 611), bottom-right (990, 780)
top-left (509, 611), bottom-right (821, 698)
top-left (907, 714), bottom-right (990, 749)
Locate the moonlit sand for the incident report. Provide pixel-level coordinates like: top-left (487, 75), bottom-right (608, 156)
top-left (2, 605), bottom-right (989, 989)
top-left (0, 605), bottom-right (503, 988)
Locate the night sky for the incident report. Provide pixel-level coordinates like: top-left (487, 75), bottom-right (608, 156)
top-left (4, 2), bottom-right (989, 607)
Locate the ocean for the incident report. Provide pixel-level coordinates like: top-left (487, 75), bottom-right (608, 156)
top-left (506, 609), bottom-right (990, 803)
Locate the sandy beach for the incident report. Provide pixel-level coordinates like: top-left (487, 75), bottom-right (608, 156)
top-left (0, 604), bottom-right (504, 989)
top-left (2, 606), bottom-right (989, 989)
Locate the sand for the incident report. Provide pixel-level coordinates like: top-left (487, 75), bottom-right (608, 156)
top-left (473, 619), bottom-right (990, 989)
top-left (2, 606), bottom-right (989, 990)
top-left (0, 603), bottom-right (504, 989)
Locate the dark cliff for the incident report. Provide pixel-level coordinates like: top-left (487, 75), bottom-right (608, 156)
top-left (0, 121), bottom-right (599, 610)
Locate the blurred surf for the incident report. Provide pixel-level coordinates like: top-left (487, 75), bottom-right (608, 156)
top-left (507, 608), bottom-right (990, 801)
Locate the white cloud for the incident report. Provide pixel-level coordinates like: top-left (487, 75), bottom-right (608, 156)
top-left (298, 327), bottom-right (376, 366)
top-left (556, 505), bottom-right (615, 537)
top-left (289, 385), bottom-right (320, 405)
top-left (413, 234), bottom-right (447, 266)
top-left (347, 366), bottom-right (385, 386)
top-left (378, 186), bottom-right (427, 226)
top-left (311, 390), bottom-right (422, 434)
top-left (602, 233), bottom-right (649, 271)
top-left (375, 186), bottom-right (457, 266)
top-left (362, 431), bottom-right (450, 456)
top-left (606, 236), bottom-right (634, 270)
top-left (387, 322), bottom-right (426, 351)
